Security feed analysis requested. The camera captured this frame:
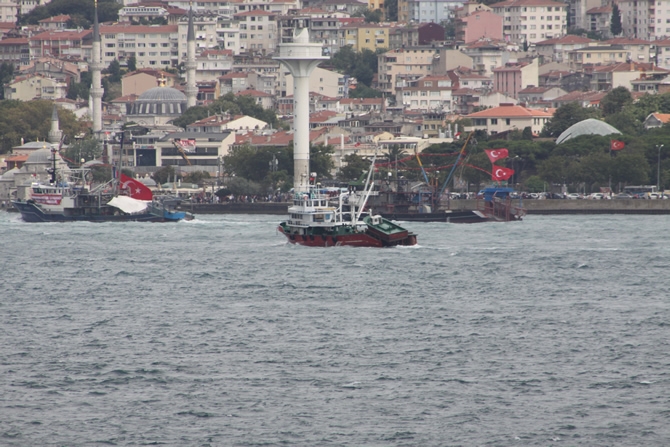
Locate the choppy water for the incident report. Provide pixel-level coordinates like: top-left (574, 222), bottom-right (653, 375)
top-left (1, 211), bottom-right (669, 446)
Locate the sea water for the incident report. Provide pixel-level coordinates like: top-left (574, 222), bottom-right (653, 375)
top-left (1, 211), bottom-right (669, 446)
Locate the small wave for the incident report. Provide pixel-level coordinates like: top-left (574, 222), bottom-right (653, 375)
top-left (176, 410), bottom-right (215, 418)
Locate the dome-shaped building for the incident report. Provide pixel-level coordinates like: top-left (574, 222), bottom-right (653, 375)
top-left (556, 118), bottom-right (621, 144)
top-left (126, 84), bottom-right (187, 127)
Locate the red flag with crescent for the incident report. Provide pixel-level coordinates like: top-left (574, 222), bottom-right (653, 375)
top-left (485, 148), bottom-right (509, 163)
top-left (610, 140), bottom-right (625, 151)
top-left (120, 173), bottom-right (153, 201)
top-left (492, 166), bottom-right (514, 181)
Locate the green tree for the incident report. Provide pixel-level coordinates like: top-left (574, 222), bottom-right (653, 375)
top-left (105, 60), bottom-right (122, 83)
top-left (182, 171), bottom-right (211, 185)
top-left (127, 55), bottom-right (137, 72)
top-left (0, 62), bottom-right (13, 99)
top-left (385, 0), bottom-right (397, 21)
top-left (524, 175), bottom-right (545, 192)
top-left (349, 84), bottom-right (383, 99)
top-left (339, 153), bottom-right (370, 181)
top-left (0, 100), bottom-right (85, 154)
top-left (601, 86), bottom-right (633, 116)
top-left (62, 137), bottom-right (102, 165)
top-left (152, 166), bottom-right (177, 185)
top-left (541, 102), bottom-right (601, 138)
top-left (309, 144), bottom-right (335, 179)
top-left (20, 0), bottom-right (121, 26)
top-left (611, 4), bottom-right (622, 36)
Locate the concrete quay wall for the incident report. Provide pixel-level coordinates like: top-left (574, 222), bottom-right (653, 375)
top-left (448, 199), bottom-right (670, 215)
top-left (187, 200), bottom-right (670, 215)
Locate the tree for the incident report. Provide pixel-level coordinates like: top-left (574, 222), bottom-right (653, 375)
top-left (20, 0), bottom-right (121, 26)
top-left (600, 86), bottom-right (633, 116)
top-left (349, 84), bottom-right (384, 98)
top-left (0, 62), bottom-right (13, 99)
top-left (152, 166), bottom-right (177, 185)
top-left (127, 55), bottom-right (137, 72)
top-left (62, 137), bottom-right (102, 165)
top-left (339, 154), bottom-right (370, 181)
top-left (385, 0), bottom-right (397, 21)
top-left (105, 60), bottom-right (122, 83)
top-left (541, 102), bottom-right (601, 138)
top-left (309, 144), bottom-right (335, 179)
top-left (611, 4), bottom-right (622, 36)
top-left (0, 100), bottom-right (85, 154)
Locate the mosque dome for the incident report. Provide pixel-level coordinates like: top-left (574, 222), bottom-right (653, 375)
top-left (25, 147), bottom-right (61, 165)
top-left (129, 85), bottom-right (187, 117)
top-left (0, 167), bottom-right (20, 180)
top-left (556, 119), bottom-right (621, 144)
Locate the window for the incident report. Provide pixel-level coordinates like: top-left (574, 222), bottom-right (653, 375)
top-left (105, 52), bottom-right (115, 57)
top-left (491, 118), bottom-right (498, 124)
top-left (506, 118), bottom-right (511, 125)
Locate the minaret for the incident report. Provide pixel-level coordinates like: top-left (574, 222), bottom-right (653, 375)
top-left (184, 6), bottom-right (198, 108)
top-left (273, 28), bottom-right (328, 192)
top-left (90, 0), bottom-right (104, 138)
top-left (48, 104), bottom-right (62, 144)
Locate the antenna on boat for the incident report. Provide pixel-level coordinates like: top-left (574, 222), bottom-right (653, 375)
top-left (354, 155), bottom-right (376, 223)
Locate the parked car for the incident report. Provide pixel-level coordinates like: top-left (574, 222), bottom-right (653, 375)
top-left (566, 193), bottom-right (583, 199)
top-left (613, 193), bottom-right (633, 199)
top-left (586, 193), bottom-right (606, 199)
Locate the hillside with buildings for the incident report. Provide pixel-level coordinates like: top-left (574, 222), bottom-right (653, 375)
top-left (3, 0), bottom-right (670, 200)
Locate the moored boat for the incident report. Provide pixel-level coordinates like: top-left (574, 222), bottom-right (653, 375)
top-left (12, 148), bottom-right (192, 223)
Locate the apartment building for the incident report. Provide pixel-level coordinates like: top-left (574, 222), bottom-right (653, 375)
top-left (467, 103), bottom-right (552, 135)
top-left (490, 0), bottom-right (567, 45)
top-left (585, 5), bottom-right (612, 38)
top-left (566, 0), bottom-right (601, 31)
top-left (456, 10), bottom-right (503, 43)
top-left (29, 29), bottom-right (92, 60)
top-left (195, 49), bottom-right (233, 81)
top-left (493, 58), bottom-right (539, 98)
top-left (395, 74), bottom-right (452, 111)
top-left (4, 73), bottom-right (68, 101)
top-left (177, 12), bottom-right (218, 59)
top-left (233, 10), bottom-right (278, 54)
top-left (378, 47), bottom-right (438, 95)
top-left (0, 38), bottom-right (29, 68)
top-left (99, 24), bottom-right (178, 69)
top-left (461, 39), bottom-right (509, 76)
top-left (339, 22), bottom-right (391, 52)
top-left (535, 34), bottom-right (593, 63)
top-left (590, 61), bottom-right (667, 91)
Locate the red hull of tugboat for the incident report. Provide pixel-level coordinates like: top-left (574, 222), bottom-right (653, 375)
top-left (278, 225), bottom-right (383, 247)
top-left (277, 225), bottom-right (417, 247)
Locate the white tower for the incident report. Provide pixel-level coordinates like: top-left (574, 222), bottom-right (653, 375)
top-left (90, 0), bottom-right (104, 138)
top-left (184, 7), bottom-right (198, 108)
top-left (273, 28), bottom-right (328, 192)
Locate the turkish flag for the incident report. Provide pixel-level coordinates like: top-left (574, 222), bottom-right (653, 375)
top-left (492, 166), bottom-right (514, 181)
top-left (485, 148), bottom-right (509, 163)
top-left (120, 173), bottom-right (153, 201)
top-left (610, 140), bottom-right (625, 151)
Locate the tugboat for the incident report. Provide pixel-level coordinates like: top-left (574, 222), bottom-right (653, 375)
top-left (278, 165), bottom-right (417, 248)
top-left (12, 147), bottom-right (193, 223)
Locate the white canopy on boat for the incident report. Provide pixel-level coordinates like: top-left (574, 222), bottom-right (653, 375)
top-left (107, 196), bottom-right (150, 214)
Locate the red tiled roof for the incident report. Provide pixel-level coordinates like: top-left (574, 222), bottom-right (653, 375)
top-left (234, 10), bottom-right (276, 16)
top-left (604, 37), bottom-right (651, 45)
top-left (467, 104), bottom-right (553, 118)
top-left (649, 113), bottom-right (670, 124)
top-left (535, 35), bottom-right (594, 46)
top-left (490, 0), bottom-right (566, 7)
top-left (586, 5), bottom-right (612, 14)
top-left (236, 89), bottom-right (272, 97)
top-left (0, 38), bottom-right (28, 45)
top-left (39, 14), bottom-right (71, 23)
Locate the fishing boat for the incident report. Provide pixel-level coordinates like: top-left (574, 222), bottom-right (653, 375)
top-left (12, 148), bottom-right (193, 223)
top-left (370, 133), bottom-right (525, 223)
top-left (277, 164), bottom-right (417, 248)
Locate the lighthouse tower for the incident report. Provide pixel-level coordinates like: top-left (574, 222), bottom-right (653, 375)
top-left (90, 0), bottom-right (103, 138)
top-left (273, 28), bottom-right (328, 192)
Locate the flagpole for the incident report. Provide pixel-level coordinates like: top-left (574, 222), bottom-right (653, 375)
top-left (609, 140), bottom-right (612, 191)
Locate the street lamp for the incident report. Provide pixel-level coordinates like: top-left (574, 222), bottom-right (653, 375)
top-left (657, 144), bottom-right (665, 193)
